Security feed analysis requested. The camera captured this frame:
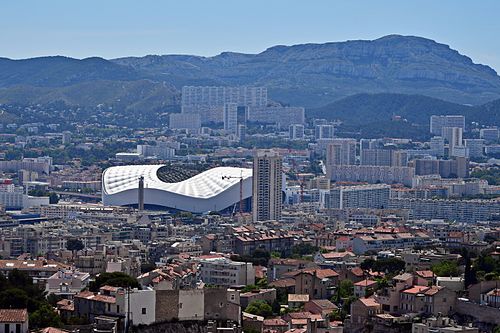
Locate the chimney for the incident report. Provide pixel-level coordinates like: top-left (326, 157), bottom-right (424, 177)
top-left (138, 176), bottom-right (145, 211)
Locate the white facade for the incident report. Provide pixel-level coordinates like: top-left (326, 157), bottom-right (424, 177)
top-left (128, 288), bottom-right (156, 325)
top-left (169, 113), bottom-right (202, 130)
top-left (248, 106), bottom-right (305, 129)
top-left (102, 165), bottom-right (253, 213)
top-left (223, 103), bottom-right (238, 134)
top-left (252, 150), bottom-right (283, 222)
top-left (199, 258), bottom-right (255, 286)
top-left (430, 115), bottom-right (465, 135)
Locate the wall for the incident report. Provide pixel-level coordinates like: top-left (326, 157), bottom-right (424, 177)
top-left (179, 289), bottom-right (205, 321)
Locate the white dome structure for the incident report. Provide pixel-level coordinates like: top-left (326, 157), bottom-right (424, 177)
top-left (102, 165), bottom-right (253, 213)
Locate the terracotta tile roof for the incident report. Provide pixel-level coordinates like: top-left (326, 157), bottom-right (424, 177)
top-left (288, 294), bottom-right (309, 303)
top-left (263, 318), bottom-right (287, 326)
top-left (354, 279), bottom-right (377, 287)
top-left (350, 267), bottom-right (364, 277)
top-left (416, 270), bottom-right (434, 278)
top-left (40, 327), bottom-right (70, 333)
top-left (100, 285), bottom-right (119, 292)
top-left (0, 260), bottom-right (68, 271)
top-left (402, 286), bottom-right (429, 295)
top-left (0, 309), bottom-right (28, 322)
top-left (424, 286), bottom-right (444, 296)
top-left (269, 278), bottom-right (296, 288)
top-left (359, 297), bottom-right (380, 308)
top-left (308, 299), bottom-right (337, 310)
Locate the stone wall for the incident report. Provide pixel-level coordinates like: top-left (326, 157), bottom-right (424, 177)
top-left (456, 300), bottom-right (500, 325)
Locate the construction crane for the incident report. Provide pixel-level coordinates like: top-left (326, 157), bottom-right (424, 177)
top-left (222, 170), bottom-right (244, 215)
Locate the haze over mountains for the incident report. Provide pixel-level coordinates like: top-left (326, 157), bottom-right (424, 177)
top-left (1, 34), bottom-right (500, 126)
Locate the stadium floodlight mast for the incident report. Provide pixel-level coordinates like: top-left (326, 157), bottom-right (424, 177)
top-left (222, 170), bottom-right (244, 215)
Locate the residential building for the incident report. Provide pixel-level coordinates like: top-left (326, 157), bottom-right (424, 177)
top-left (223, 103), bottom-right (238, 134)
top-left (480, 127), bottom-right (499, 143)
top-left (430, 115), bottom-right (465, 135)
top-left (328, 165), bottom-right (415, 186)
top-left (289, 124), bottom-right (305, 140)
top-left (0, 309), bottom-right (29, 333)
top-left (252, 150), bottom-right (283, 222)
top-left (325, 139), bottom-right (357, 166)
top-left (322, 184), bottom-right (390, 209)
top-left (169, 113), bottom-right (202, 130)
top-left (198, 257), bottom-right (255, 287)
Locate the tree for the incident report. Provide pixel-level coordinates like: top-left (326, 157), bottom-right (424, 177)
top-left (66, 239), bottom-right (84, 252)
top-left (245, 300), bottom-right (273, 318)
top-left (431, 261), bottom-right (460, 277)
top-left (89, 272), bottom-right (140, 292)
top-left (0, 288), bottom-right (29, 309)
top-left (29, 304), bottom-right (62, 329)
top-left (338, 279), bottom-right (354, 299)
top-left (360, 257), bottom-right (405, 275)
top-left (49, 192), bottom-right (59, 204)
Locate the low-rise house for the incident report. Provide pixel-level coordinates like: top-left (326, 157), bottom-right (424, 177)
top-left (412, 316), bottom-right (478, 333)
top-left (0, 309), bottom-right (29, 333)
top-left (354, 279), bottom-right (377, 298)
top-left (263, 318), bottom-right (288, 333)
top-left (289, 268), bottom-right (339, 300)
top-left (0, 259), bottom-right (68, 286)
top-left (436, 276), bottom-right (464, 293)
top-left (400, 285), bottom-right (429, 314)
top-left (137, 262), bottom-right (197, 290)
top-left (414, 270), bottom-right (434, 286)
top-left (268, 258), bottom-right (317, 281)
top-left (45, 269), bottom-right (91, 298)
top-left (288, 294), bottom-right (310, 309)
top-left (304, 299), bottom-right (338, 318)
top-left (240, 288), bottom-right (277, 309)
top-left (350, 297), bottom-right (382, 328)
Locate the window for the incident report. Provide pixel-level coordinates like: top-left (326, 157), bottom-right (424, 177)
top-left (142, 308), bottom-right (147, 315)
top-left (16, 324), bottom-right (21, 333)
top-left (5, 324), bottom-right (9, 333)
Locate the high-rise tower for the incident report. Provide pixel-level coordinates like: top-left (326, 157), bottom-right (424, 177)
top-left (252, 150), bottom-right (283, 222)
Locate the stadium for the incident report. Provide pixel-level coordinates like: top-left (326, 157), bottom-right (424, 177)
top-left (102, 164), bottom-right (253, 213)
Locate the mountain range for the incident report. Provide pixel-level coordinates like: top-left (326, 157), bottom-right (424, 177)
top-left (1, 35), bottom-right (500, 125)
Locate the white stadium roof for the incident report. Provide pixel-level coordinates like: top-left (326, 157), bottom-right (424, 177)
top-left (102, 165), bottom-right (253, 213)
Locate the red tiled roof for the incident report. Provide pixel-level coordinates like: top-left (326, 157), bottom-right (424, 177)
top-left (402, 286), bottom-right (429, 295)
top-left (354, 279), bottom-right (377, 287)
top-left (416, 270), bottom-right (434, 278)
top-left (263, 318), bottom-right (287, 326)
top-left (0, 309), bottom-right (28, 322)
top-left (359, 297), bottom-right (380, 308)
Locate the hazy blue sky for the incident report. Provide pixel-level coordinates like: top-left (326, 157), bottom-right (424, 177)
top-left (2, 1), bottom-right (500, 71)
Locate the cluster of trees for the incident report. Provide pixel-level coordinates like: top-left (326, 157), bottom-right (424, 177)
top-left (88, 272), bottom-right (140, 292)
top-left (471, 168), bottom-right (500, 186)
top-left (0, 270), bottom-right (61, 329)
top-left (360, 257), bottom-right (406, 275)
top-left (231, 249), bottom-right (271, 267)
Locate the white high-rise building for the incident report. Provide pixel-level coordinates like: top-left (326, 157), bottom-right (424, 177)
top-left (325, 139), bottom-right (357, 167)
top-left (480, 127), bottom-right (499, 143)
top-left (223, 103), bottom-right (238, 134)
top-left (322, 184), bottom-right (391, 209)
top-left (429, 136), bottom-right (445, 157)
top-left (442, 127), bottom-right (463, 157)
top-left (430, 115), bottom-right (465, 135)
top-left (169, 113), bottom-right (201, 130)
top-left (315, 124), bottom-right (335, 140)
top-left (464, 139), bottom-right (484, 158)
top-left (289, 124), bottom-right (305, 140)
top-left (252, 150), bottom-right (283, 222)
top-left (181, 86), bottom-right (267, 123)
